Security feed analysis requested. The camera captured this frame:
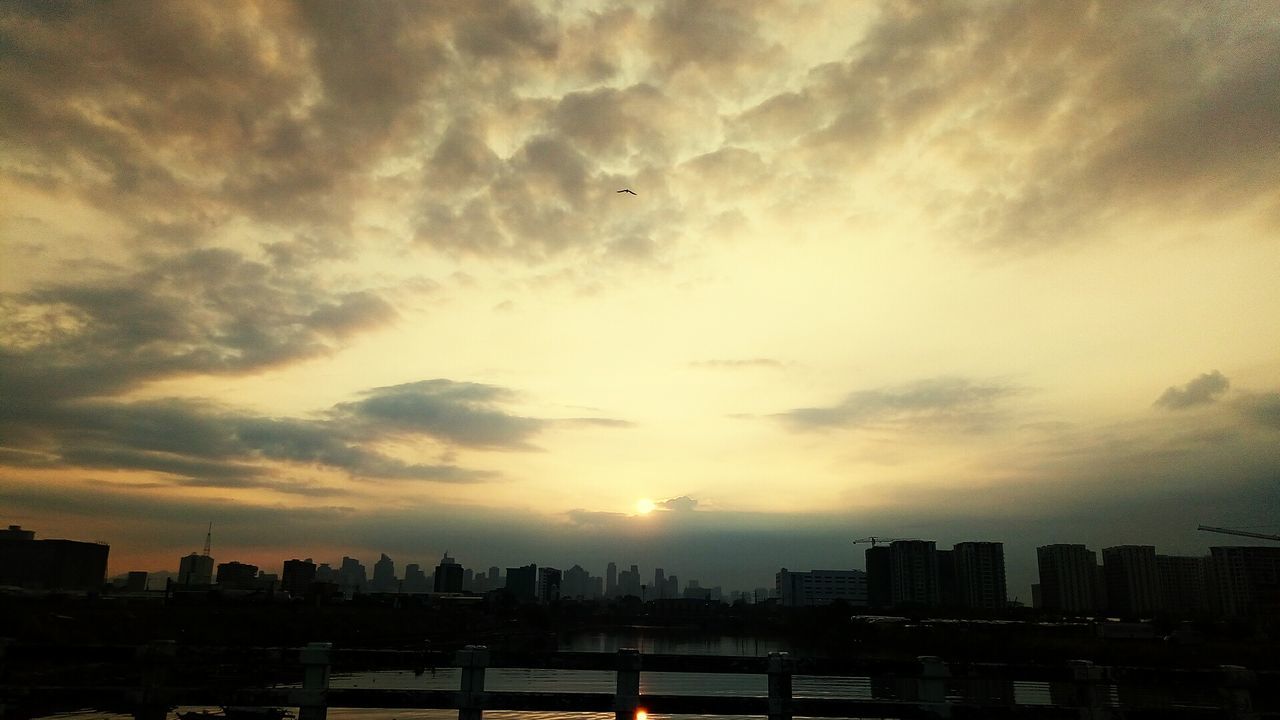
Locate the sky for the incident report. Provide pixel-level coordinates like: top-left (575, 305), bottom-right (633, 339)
top-left (2, 1), bottom-right (1279, 598)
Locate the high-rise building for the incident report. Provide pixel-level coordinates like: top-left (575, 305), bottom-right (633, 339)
top-left (506, 564), bottom-right (538, 602)
top-left (215, 561), bottom-right (259, 589)
top-left (889, 540), bottom-right (939, 606)
top-left (562, 564), bottom-right (590, 599)
top-left (606, 562), bottom-right (618, 598)
top-left (953, 542), bottom-right (1007, 609)
top-left (618, 565), bottom-right (642, 598)
top-left (1156, 554), bottom-right (1209, 615)
top-left (865, 546), bottom-right (891, 608)
top-left (0, 526), bottom-right (109, 592)
top-left (125, 571), bottom-right (148, 592)
top-left (178, 552), bottom-right (214, 585)
top-left (654, 568), bottom-right (666, 599)
top-left (1037, 544), bottom-right (1099, 614)
top-left (282, 558), bottom-right (317, 595)
top-left (1102, 545), bottom-right (1161, 616)
top-left (537, 566), bottom-right (562, 603)
top-left (338, 556), bottom-right (367, 594)
top-left (372, 553), bottom-right (397, 592)
top-left (403, 563), bottom-right (429, 593)
top-left (665, 574), bottom-right (679, 599)
top-left (776, 568), bottom-right (867, 607)
top-left (1210, 546), bottom-right (1280, 617)
top-left (434, 552), bottom-right (463, 593)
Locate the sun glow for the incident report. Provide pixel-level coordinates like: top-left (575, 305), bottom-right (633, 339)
top-left (635, 498), bottom-right (656, 515)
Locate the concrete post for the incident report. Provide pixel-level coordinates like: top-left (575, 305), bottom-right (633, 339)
top-left (614, 648), bottom-right (641, 720)
top-left (1218, 665), bottom-right (1259, 720)
top-left (767, 652), bottom-right (793, 720)
top-left (916, 655), bottom-right (950, 718)
top-left (1067, 660), bottom-right (1110, 720)
top-left (135, 640), bottom-right (175, 720)
top-left (298, 642), bottom-right (332, 720)
top-left (456, 645), bottom-right (489, 720)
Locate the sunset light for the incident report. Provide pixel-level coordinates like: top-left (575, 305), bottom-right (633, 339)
top-left (635, 499), bottom-right (656, 516)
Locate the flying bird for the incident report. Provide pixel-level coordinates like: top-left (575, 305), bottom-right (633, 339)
top-left (616, 189), bottom-right (636, 195)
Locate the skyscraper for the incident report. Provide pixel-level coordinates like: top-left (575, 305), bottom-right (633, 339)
top-left (606, 562), bottom-right (618, 598)
top-left (953, 542), bottom-right (1007, 609)
top-left (865, 546), bottom-right (891, 608)
top-left (889, 540), bottom-right (939, 606)
top-left (178, 552), bottom-right (214, 585)
top-left (1037, 544), bottom-right (1099, 614)
top-left (282, 558), bottom-right (317, 595)
top-left (434, 552), bottom-right (463, 593)
top-left (372, 553), bottom-right (397, 592)
top-left (506, 564), bottom-right (537, 602)
top-left (537, 566), bottom-right (562, 603)
top-left (1102, 545), bottom-right (1161, 616)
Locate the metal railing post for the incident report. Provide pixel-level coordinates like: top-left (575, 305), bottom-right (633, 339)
top-left (1218, 665), bottom-right (1258, 720)
top-left (767, 652), bottom-right (793, 720)
top-left (917, 655), bottom-right (950, 717)
top-left (298, 642), bottom-right (332, 720)
top-left (615, 648), bottom-right (641, 720)
top-left (135, 640), bottom-right (175, 720)
top-left (457, 645), bottom-right (489, 720)
top-left (1068, 660), bottom-right (1110, 720)
top-left (0, 638), bottom-right (12, 720)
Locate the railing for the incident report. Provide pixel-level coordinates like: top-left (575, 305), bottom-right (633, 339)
top-left (1, 640), bottom-right (1276, 720)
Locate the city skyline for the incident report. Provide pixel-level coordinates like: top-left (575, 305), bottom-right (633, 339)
top-left (2, 3), bottom-right (1279, 599)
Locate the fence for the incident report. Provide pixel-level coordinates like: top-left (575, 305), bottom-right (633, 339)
top-left (1, 640), bottom-right (1276, 720)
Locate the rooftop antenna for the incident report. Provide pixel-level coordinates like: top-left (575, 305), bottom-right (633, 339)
top-left (202, 522), bottom-right (212, 557)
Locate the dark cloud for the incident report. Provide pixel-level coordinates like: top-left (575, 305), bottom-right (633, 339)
top-left (0, 395), bottom-right (489, 491)
top-left (1155, 370), bottom-right (1231, 410)
top-left (778, 377), bottom-right (1022, 431)
top-left (333, 380), bottom-right (544, 450)
top-left (737, 2), bottom-right (1280, 249)
top-left (0, 248), bottom-right (397, 404)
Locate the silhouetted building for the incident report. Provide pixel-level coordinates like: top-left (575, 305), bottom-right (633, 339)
top-left (562, 564), bottom-right (590, 599)
top-left (537, 566), bottom-right (562, 603)
top-left (372, 553), bottom-right (396, 592)
top-left (282, 558), bottom-right (317, 595)
top-left (1, 525), bottom-right (35, 541)
top-left (1210, 546), bottom-right (1280, 617)
top-left (618, 564), bottom-right (642, 598)
top-left (953, 542), bottom-right (1007, 609)
top-left (403, 563), bottom-right (429, 593)
top-left (178, 552), bottom-right (214, 585)
top-left (776, 568), bottom-right (867, 607)
top-left (0, 526), bottom-right (109, 592)
top-left (125, 571), bottom-right (148, 592)
top-left (606, 562), bottom-right (618, 597)
top-left (315, 563), bottom-right (336, 583)
top-left (215, 561), bottom-right (259, 589)
top-left (338, 556), bottom-right (367, 594)
top-left (1157, 554), bottom-right (1209, 615)
top-left (506, 563), bottom-right (537, 602)
top-left (665, 573), bottom-right (679, 599)
top-left (865, 546), bottom-right (891, 608)
top-left (937, 549), bottom-right (958, 606)
top-left (1102, 545), bottom-right (1161, 616)
top-left (889, 540), bottom-right (939, 607)
top-left (654, 568), bottom-right (667, 599)
top-left (1037, 544), bottom-right (1099, 614)
top-left (682, 579), bottom-right (723, 602)
top-left (434, 552), bottom-right (463, 593)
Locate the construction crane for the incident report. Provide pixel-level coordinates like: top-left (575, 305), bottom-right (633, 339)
top-left (1197, 525), bottom-right (1280, 542)
top-left (852, 536), bottom-right (914, 547)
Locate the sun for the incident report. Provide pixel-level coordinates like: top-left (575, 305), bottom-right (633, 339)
top-left (635, 498), bottom-right (656, 515)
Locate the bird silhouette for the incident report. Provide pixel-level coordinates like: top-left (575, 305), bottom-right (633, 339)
top-left (616, 189), bottom-right (636, 195)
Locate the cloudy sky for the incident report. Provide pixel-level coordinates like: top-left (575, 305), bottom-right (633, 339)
top-left (2, 1), bottom-right (1278, 596)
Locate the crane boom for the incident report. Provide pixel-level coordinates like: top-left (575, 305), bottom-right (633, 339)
top-left (1198, 525), bottom-right (1280, 542)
